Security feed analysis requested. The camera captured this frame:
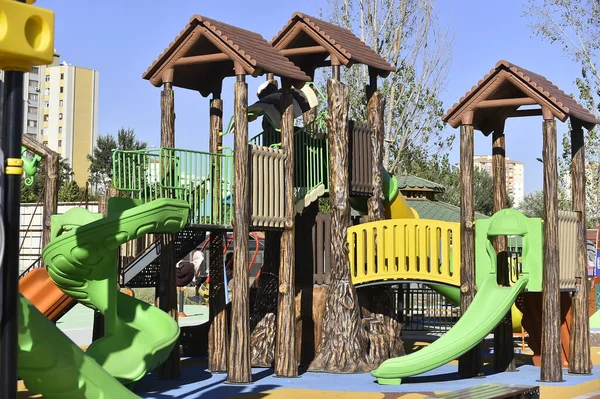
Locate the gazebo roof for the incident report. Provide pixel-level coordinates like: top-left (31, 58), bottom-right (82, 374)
top-left (143, 15), bottom-right (310, 96)
top-left (271, 12), bottom-right (395, 78)
top-left (443, 60), bottom-right (600, 134)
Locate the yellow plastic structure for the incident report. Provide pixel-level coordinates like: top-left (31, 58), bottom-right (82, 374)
top-left (0, 0), bottom-right (55, 71)
top-left (347, 218), bottom-right (461, 287)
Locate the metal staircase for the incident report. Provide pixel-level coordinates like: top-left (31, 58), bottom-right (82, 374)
top-left (121, 227), bottom-right (207, 288)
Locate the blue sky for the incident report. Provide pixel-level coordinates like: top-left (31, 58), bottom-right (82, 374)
top-left (36, 0), bottom-right (585, 195)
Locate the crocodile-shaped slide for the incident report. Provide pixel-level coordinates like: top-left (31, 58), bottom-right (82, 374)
top-left (17, 198), bottom-right (190, 398)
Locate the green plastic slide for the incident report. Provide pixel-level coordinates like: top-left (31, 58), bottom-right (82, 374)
top-left (17, 294), bottom-right (140, 399)
top-left (16, 198), bottom-right (190, 398)
top-left (371, 274), bottom-right (529, 385)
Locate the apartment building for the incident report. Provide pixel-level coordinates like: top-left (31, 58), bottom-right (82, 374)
top-left (474, 155), bottom-right (525, 207)
top-left (0, 52), bottom-right (99, 187)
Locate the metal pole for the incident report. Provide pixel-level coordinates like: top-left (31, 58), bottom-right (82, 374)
top-left (0, 69), bottom-right (25, 399)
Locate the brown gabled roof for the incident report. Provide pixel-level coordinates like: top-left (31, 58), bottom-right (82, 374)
top-left (143, 15), bottom-right (310, 95)
top-left (443, 60), bottom-right (600, 133)
top-left (271, 12), bottom-right (395, 77)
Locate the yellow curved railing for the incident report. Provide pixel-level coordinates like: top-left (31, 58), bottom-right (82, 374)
top-left (347, 218), bottom-right (461, 287)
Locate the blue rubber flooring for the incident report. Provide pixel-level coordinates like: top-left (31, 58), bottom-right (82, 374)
top-left (135, 358), bottom-right (600, 399)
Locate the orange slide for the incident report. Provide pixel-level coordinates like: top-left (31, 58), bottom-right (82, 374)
top-left (19, 268), bottom-right (76, 323)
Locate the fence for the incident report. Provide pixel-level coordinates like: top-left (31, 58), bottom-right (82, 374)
top-left (113, 147), bottom-right (235, 226)
top-left (347, 219), bottom-right (461, 287)
top-left (558, 210), bottom-right (579, 290)
top-left (397, 283), bottom-right (460, 332)
top-left (349, 120), bottom-right (373, 196)
top-left (250, 145), bottom-right (286, 229)
top-left (19, 202), bottom-right (99, 272)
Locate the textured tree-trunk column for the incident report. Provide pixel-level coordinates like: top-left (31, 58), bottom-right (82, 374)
top-left (458, 119), bottom-right (482, 377)
top-left (275, 85), bottom-right (298, 376)
top-left (208, 95), bottom-right (229, 373)
top-left (309, 79), bottom-right (370, 373)
top-left (156, 81), bottom-right (180, 379)
top-left (43, 152), bottom-right (59, 252)
top-left (541, 115), bottom-right (562, 382)
top-left (492, 124), bottom-right (515, 372)
top-left (250, 231), bottom-right (280, 366)
top-left (228, 75), bottom-right (251, 384)
top-left (569, 119), bottom-right (591, 374)
top-left (367, 89), bottom-right (385, 221)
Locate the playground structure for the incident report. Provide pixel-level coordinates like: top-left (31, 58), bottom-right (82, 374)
top-left (1, 2), bottom-right (600, 399)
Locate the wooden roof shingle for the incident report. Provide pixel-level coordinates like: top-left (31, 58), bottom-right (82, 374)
top-left (443, 60), bottom-right (600, 132)
top-left (143, 15), bottom-right (310, 94)
top-left (271, 12), bottom-right (395, 77)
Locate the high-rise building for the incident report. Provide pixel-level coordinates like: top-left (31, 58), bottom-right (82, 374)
top-left (474, 155), bottom-right (525, 207)
top-left (0, 52), bottom-right (99, 187)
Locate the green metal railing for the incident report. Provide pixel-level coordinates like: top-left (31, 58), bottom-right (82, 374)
top-left (112, 147), bottom-right (234, 226)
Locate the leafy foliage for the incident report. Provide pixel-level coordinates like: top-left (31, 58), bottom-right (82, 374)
top-left (88, 128), bottom-right (147, 194)
top-left (319, 0), bottom-right (454, 175)
top-left (21, 157), bottom-right (88, 203)
top-left (524, 0), bottom-right (600, 225)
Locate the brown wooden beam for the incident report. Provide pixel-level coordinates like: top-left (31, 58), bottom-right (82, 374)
top-left (475, 97), bottom-right (537, 109)
top-left (569, 117), bottom-right (592, 374)
top-left (367, 74), bottom-right (385, 221)
top-left (275, 83), bottom-right (298, 377)
top-left (174, 53), bottom-right (230, 67)
top-left (228, 73), bottom-right (252, 384)
top-left (504, 108), bottom-right (543, 118)
top-left (279, 45), bottom-right (328, 57)
top-left (540, 110), bottom-right (562, 382)
top-left (208, 92), bottom-right (229, 373)
top-left (458, 111), bottom-right (482, 377)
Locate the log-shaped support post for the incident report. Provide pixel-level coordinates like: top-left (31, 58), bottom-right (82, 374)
top-left (275, 82), bottom-right (297, 376)
top-left (540, 109), bottom-right (562, 382)
top-left (568, 117), bottom-right (591, 374)
top-left (458, 112), bottom-right (482, 377)
top-left (156, 78), bottom-right (181, 379)
top-left (492, 121), bottom-right (515, 372)
top-left (228, 71), bottom-right (252, 384)
top-left (366, 71), bottom-right (385, 222)
top-left (208, 91), bottom-right (229, 373)
top-left (308, 77), bottom-right (370, 373)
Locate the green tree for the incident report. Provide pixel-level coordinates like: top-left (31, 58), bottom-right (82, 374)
top-left (320, 0), bottom-right (454, 175)
top-left (58, 180), bottom-right (84, 202)
top-left (88, 127), bottom-right (147, 193)
top-left (524, 0), bottom-right (600, 225)
top-left (21, 157), bottom-right (81, 203)
top-left (518, 190), bottom-right (546, 219)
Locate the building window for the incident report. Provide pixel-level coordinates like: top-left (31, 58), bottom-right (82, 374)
top-left (60, 73), bottom-right (64, 80)
top-left (28, 80), bottom-right (37, 88)
top-left (45, 75), bottom-right (50, 82)
top-left (28, 93), bottom-right (38, 101)
top-left (43, 115), bottom-right (49, 122)
top-left (27, 106), bottom-right (37, 114)
top-left (44, 101), bottom-right (49, 108)
top-left (31, 66), bottom-right (39, 74)
top-left (58, 127), bottom-right (62, 133)
top-left (59, 87), bottom-right (64, 94)
top-left (58, 113), bottom-right (63, 120)
top-left (59, 100), bottom-right (63, 107)
top-left (58, 140), bottom-right (62, 147)
top-left (28, 120), bottom-right (37, 128)
top-left (44, 88), bottom-right (50, 96)
top-left (43, 141), bottom-right (48, 146)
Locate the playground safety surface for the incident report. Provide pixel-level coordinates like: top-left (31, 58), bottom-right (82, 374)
top-left (17, 341), bottom-right (600, 398)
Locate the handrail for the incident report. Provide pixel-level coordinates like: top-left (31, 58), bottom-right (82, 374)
top-left (19, 256), bottom-right (42, 279)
